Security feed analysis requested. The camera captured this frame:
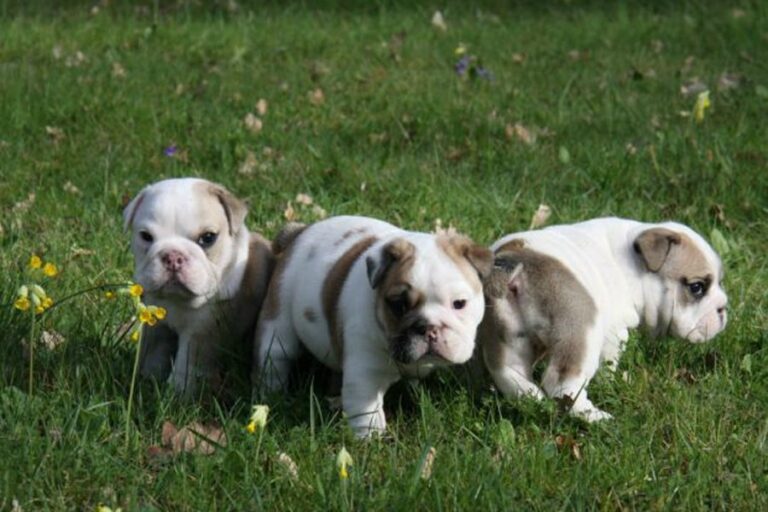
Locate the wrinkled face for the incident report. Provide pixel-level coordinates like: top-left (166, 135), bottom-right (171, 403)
top-left (634, 226), bottom-right (728, 343)
top-left (366, 234), bottom-right (492, 367)
top-left (123, 179), bottom-right (245, 308)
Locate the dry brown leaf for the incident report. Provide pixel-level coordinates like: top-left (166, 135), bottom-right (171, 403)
top-left (511, 52), bottom-right (526, 64)
top-left (295, 193), bottom-right (313, 206)
top-left (554, 435), bottom-right (583, 461)
top-left (238, 150), bottom-right (257, 175)
top-left (277, 452), bottom-right (299, 481)
top-left (680, 79), bottom-right (708, 97)
top-left (112, 62), bottom-right (126, 78)
top-left (256, 98), bottom-right (268, 116)
top-left (308, 88), bottom-right (325, 106)
top-left (431, 11), bottom-right (447, 32)
top-left (717, 72), bottom-right (742, 92)
top-left (63, 181), bottom-right (81, 195)
top-left (420, 447), bottom-right (437, 480)
top-left (529, 204), bottom-right (552, 229)
top-left (243, 113), bottom-right (263, 134)
top-left (161, 420), bottom-right (226, 455)
top-left (13, 193), bottom-right (36, 213)
top-left (283, 202), bottom-right (297, 221)
top-left (45, 126), bottom-right (65, 144)
top-left (506, 122), bottom-right (535, 145)
top-left (41, 330), bottom-right (66, 351)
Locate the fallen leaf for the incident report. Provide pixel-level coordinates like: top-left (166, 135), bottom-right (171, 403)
top-left (63, 181), bottom-right (81, 195)
top-left (554, 435), bottom-right (583, 461)
top-left (45, 126), bottom-right (65, 144)
top-left (506, 122), bottom-right (535, 145)
top-left (511, 52), bottom-right (526, 64)
top-left (41, 330), bottom-right (66, 351)
top-left (12, 193), bottom-right (36, 213)
top-left (680, 79), bottom-right (708, 97)
top-left (243, 113), bottom-right (263, 134)
top-left (673, 367), bottom-right (697, 385)
top-left (431, 11), bottom-right (447, 31)
top-left (529, 204), bottom-right (552, 229)
top-left (238, 150), bottom-right (257, 175)
top-left (161, 420), bottom-right (227, 455)
top-left (717, 72), bottom-right (742, 92)
top-left (277, 452), bottom-right (299, 481)
top-left (111, 62), bottom-right (126, 78)
top-left (283, 202), bottom-right (297, 221)
top-left (625, 142), bottom-right (638, 155)
top-left (11, 499), bottom-right (22, 512)
top-left (308, 88), bottom-right (325, 106)
top-left (420, 446), bottom-right (437, 480)
top-left (65, 50), bottom-right (87, 68)
top-left (295, 193), bottom-right (313, 206)
top-left (256, 98), bottom-right (268, 116)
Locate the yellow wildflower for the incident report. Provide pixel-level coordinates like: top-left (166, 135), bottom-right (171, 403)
top-left (14, 296), bottom-right (31, 311)
top-left (42, 262), bottom-right (58, 277)
top-left (336, 446), bottom-right (353, 479)
top-left (42, 296), bottom-right (54, 309)
top-left (138, 305), bottom-right (156, 326)
top-left (35, 305), bottom-right (45, 314)
top-left (29, 255), bottom-right (42, 269)
top-left (130, 329), bottom-right (141, 343)
top-left (247, 405), bottom-right (269, 433)
top-left (454, 43), bottom-right (467, 56)
top-left (128, 283), bottom-right (143, 297)
top-left (154, 306), bottom-right (167, 320)
top-left (105, 291), bottom-right (116, 300)
top-left (694, 90), bottom-right (711, 123)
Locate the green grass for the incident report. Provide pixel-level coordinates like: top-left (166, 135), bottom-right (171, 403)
top-left (2, 1), bottom-right (767, 509)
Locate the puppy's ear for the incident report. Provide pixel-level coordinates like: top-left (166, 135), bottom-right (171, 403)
top-left (123, 188), bottom-right (148, 230)
top-left (209, 184), bottom-right (248, 236)
top-left (464, 243), bottom-right (493, 279)
top-left (633, 228), bottom-right (681, 272)
top-left (366, 238), bottom-right (414, 289)
top-left (507, 263), bottom-right (525, 298)
top-left (483, 255), bottom-right (523, 299)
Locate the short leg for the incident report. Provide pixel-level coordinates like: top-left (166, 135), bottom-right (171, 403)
top-left (542, 325), bottom-right (611, 422)
top-left (254, 318), bottom-right (302, 394)
top-left (139, 323), bottom-right (178, 381)
top-left (341, 356), bottom-right (400, 438)
top-left (483, 335), bottom-right (544, 400)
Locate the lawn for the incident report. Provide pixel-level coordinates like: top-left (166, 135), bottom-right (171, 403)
top-left (1, 1), bottom-right (767, 510)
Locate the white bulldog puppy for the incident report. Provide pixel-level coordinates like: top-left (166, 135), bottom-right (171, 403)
top-left (479, 217), bottom-right (728, 421)
top-left (123, 178), bottom-right (274, 397)
top-left (254, 215), bottom-right (492, 437)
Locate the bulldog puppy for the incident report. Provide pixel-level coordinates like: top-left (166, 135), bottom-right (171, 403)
top-left (479, 217), bottom-right (728, 421)
top-left (254, 215), bottom-right (492, 437)
top-left (123, 178), bottom-right (274, 397)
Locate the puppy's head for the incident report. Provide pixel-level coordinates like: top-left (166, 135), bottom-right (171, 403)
top-left (123, 178), bottom-right (248, 308)
top-left (365, 232), bottom-right (492, 366)
top-left (633, 225), bottom-right (727, 342)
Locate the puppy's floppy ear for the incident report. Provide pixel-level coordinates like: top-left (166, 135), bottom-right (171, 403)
top-left (463, 243), bottom-right (493, 279)
top-left (123, 187), bottom-right (148, 230)
top-left (634, 227), bottom-right (681, 272)
top-left (366, 238), bottom-right (414, 289)
top-left (208, 183), bottom-right (248, 236)
top-left (484, 254), bottom-right (523, 299)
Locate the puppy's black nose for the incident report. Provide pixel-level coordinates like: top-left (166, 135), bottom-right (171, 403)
top-left (161, 250), bottom-right (186, 272)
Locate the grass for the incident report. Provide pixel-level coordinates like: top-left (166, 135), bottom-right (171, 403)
top-left (1, 1), bottom-right (767, 509)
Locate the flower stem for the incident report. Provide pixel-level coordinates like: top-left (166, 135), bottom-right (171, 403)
top-left (125, 324), bottom-right (142, 450)
top-left (28, 311), bottom-right (36, 395)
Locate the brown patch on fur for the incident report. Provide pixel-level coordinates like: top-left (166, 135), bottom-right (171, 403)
top-left (335, 227), bottom-right (369, 246)
top-left (483, 244), bottom-right (598, 381)
top-left (322, 236), bottom-right (379, 360)
top-left (273, 222), bottom-right (306, 255)
top-left (123, 191), bottom-right (146, 229)
top-left (304, 308), bottom-right (318, 323)
top-left (196, 181), bottom-right (248, 236)
top-left (436, 234), bottom-right (494, 291)
top-left (496, 238), bottom-right (525, 253)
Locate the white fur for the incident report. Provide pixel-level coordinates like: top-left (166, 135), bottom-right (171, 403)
top-left (486, 217), bottom-right (728, 421)
top-left (256, 216), bottom-right (486, 437)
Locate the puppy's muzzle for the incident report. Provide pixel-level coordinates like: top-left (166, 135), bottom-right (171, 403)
top-left (412, 320), bottom-right (441, 346)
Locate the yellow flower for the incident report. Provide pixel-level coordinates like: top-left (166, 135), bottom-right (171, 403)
top-left (96, 505), bottom-right (122, 512)
top-left (29, 255), bottom-right (42, 269)
top-left (14, 296), bottom-right (31, 311)
top-left (454, 43), bottom-right (467, 56)
top-left (336, 446), bottom-right (353, 479)
top-left (130, 329), bottom-right (141, 343)
top-left (149, 305), bottom-right (167, 321)
top-left (35, 305), bottom-right (45, 314)
top-left (42, 296), bottom-right (54, 309)
top-left (128, 283), bottom-right (143, 297)
top-left (105, 291), bottom-right (116, 300)
top-left (248, 405), bottom-right (269, 432)
top-left (138, 306), bottom-right (155, 325)
top-left (42, 262), bottom-right (58, 277)
top-left (694, 90), bottom-right (711, 123)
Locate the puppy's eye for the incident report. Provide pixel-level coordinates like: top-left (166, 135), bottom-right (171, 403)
top-left (386, 295), bottom-right (409, 317)
top-left (687, 281), bottom-right (706, 298)
top-left (197, 231), bottom-right (218, 249)
top-left (139, 231), bottom-right (154, 243)
top-left (452, 299), bottom-right (467, 310)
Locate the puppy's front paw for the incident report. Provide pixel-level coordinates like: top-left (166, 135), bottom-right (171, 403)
top-left (571, 407), bottom-right (613, 423)
top-left (347, 409), bottom-right (387, 439)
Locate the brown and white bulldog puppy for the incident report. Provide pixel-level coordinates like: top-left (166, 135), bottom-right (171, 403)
top-left (479, 217), bottom-right (728, 421)
top-left (254, 215), bottom-right (492, 437)
top-left (123, 178), bottom-right (274, 397)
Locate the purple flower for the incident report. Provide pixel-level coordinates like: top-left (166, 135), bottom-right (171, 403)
top-left (474, 66), bottom-right (494, 81)
top-left (454, 55), bottom-right (471, 76)
top-left (164, 145), bottom-right (177, 157)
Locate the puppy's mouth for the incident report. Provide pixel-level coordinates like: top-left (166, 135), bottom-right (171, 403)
top-left (151, 275), bottom-right (196, 299)
top-left (389, 323), bottom-right (455, 365)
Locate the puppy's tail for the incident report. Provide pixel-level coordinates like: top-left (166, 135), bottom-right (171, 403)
top-left (272, 222), bottom-right (307, 255)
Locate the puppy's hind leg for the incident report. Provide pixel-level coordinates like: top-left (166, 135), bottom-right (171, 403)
top-left (254, 317), bottom-right (301, 394)
top-left (542, 323), bottom-right (611, 422)
top-left (484, 335), bottom-right (545, 400)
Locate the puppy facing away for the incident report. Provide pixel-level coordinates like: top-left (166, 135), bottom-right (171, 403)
top-left (123, 178), bottom-right (274, 397)
top-left (254, 215), bottom-right (493, 437)
top-left (479, 217), bottom-right (728, 421)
